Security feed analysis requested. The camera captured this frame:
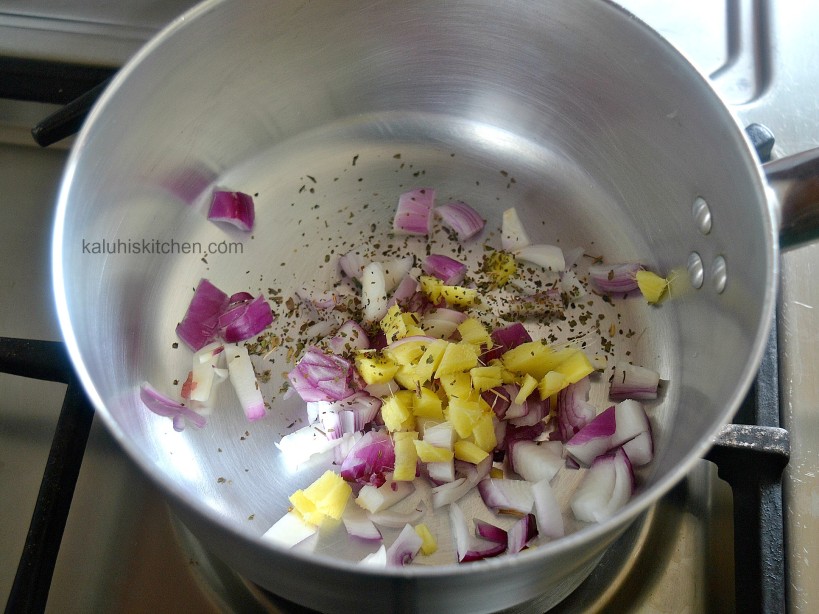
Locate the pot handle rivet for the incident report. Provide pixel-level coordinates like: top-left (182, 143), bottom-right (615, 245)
top-left (711, 255), bottom-right (728, 293)
top-left (692, 196), bottom-right (712, 234)
top-left (687, 252), bottom-right (704, 289)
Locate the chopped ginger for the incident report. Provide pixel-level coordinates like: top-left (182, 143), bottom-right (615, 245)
top-left (414, 523), bottom-right (438, 555)
top-left (636, 269), bottom-right (670, 304)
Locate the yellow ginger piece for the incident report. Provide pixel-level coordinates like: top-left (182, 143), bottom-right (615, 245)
top-left (636, 270), bottom-right (670, 304)
top-left (436, 342), bottom-right (480, 378)
top-left (514, 373), bottom-right (539, 405)
top-left (381, 390), bottom-right (415, 432)
top-left (413, 439), bottom-right (455, 463)
top-left (471, 412), bottom-right (497, 452)
top-left (414, 523), bottom-right (438, 555)
top-left (393, 431), bottom-right (419, 481)
top-left (412, 386), bottom-right (444, 419)
top-left (413, 338), bottom-right (448, 384)
top-left (381, 305), bottom-right (423, 343)
top-left (501, 342), bottom-right (582, 379)
top-left (440, 372), bottom-right (473, 401)
top-left (453, 439), bottom-right (489, 464)
top-left (482, 250), bottom-right (517, 287)
top-left (538, 370), bottom-right (569, 399)
top-left (445, 398), bottom-right (483, 438)
top-left (355, 353), bottom-right (399, 385)
top-left (419, 275), bottom-right (478, 307)
top-left (384, 338), bottom-right (428, 366)
top-left (470, 365), bottom-right (504, 392)
top-left (289, 470), bottom-right (352, 526)
top-left (553, 349), bottom-right (594, 384)
top-left (457, 318), bottom-right (492, 347)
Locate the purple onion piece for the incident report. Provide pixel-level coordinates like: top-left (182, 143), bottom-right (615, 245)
top-left (385, 523), bottom-right (423, 566)
top-left (571, 447), bottom-right (635, 523)
top-left (393, 188), bottom-right (435, 235)
top-left (326, 320), bottom-right (371, 355)
top-left (339, 429), bottom-right (395, 486)
top-left (208, 190), bottom-right (255, 231)
top-left (477, 478), bottom-right (535, 514)
top-left (556, 377), bottom-right (597, 441)
top-left (564, 405), bottom-right (617, 466)
top-left (139, 382), bottom-right (207, 430)
top-left (507, 514), bottom-right (538, 554)
top-left (435, 200), bottom-right (485, 240)
top-left (588, 263), bottom-right (642, 294)
top-left (609, 363), bottom-right (660, 400)
top-left (422, 254), bottom-right (467, 285)
top-left (175, 278), bottom-right (230, 351)
top-left (532, 478), bottom-right (564, 538)
top-left (288, 346), bottom-right (360, 403)
top-left (220, 295), bottom-right (274, 343)
top-left (473, 519), bottom-right (508, 545)
top-left (484, 323), bottom-right (532, 361)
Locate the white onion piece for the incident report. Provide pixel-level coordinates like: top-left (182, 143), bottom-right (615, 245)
top-left (422, 421), bottom-right (456, 449)
top-left (225, 344), bottom-right (266, 421)
top-left (386, 523), bottom-right (424, 566)
top-left (563, 246), bottom-right (585, 270)
top-left (361, 261), bottom-right (388, 322)
top-left (262, 512), bottom-right (317, 548)
top-left (622, 431), bottom-right (654, 466)
top-left (477, 479), bottom-right (535, 514)
top-left (275, 425), bottom-right (346, 468)
top-left (369, 501), bottom-right (427, 529)
top-left (449, 502), bottom-right (506, 562)
top-left (420, 308), bottom-right (467, 340)
top-left (356, 478), bottom-right (415, 513)
top-left (338, 249), bottom-right (367, 279)
top-left (507, 514), bottom-right (537, 554)
top-left (435, 201), bottom-right (485, 240)
top-left (571, 448), bottom-right (634, 523)
top-left (502, 207), bottom-right (531, 251)
top-left (610, 363), bottom-right (660, 400)
top-left (532, 478), bottom-right (564, 538)
top-left (510, 441), bottom-right (563, 483)
top-left (515, 244), bottom-right (566, 272)
top-left (393, 188), bottom-right (434, 235)
top-left (360, 545), bottom-right (387, 567)
top-left (431, 477), bottom-right (471, 508)
top-left (342, 503), bottom-right (382, 541)
top-left (560, 269), bottom-right (587, 300)
top-left (383, 256), bottom-right (415, 293)
top-left (427, 460), bottom-right (456, 483)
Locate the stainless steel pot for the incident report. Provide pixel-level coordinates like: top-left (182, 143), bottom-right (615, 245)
top-left (51, 1), bottom-right (819, 612)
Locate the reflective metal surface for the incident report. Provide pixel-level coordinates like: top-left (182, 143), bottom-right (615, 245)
top-left (1, 0), bottom-right (817, 612)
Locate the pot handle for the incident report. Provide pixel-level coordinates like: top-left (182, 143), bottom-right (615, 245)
top-left (763, 146), bottom-right (819, 249)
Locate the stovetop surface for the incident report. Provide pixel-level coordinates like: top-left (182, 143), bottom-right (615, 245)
top-left (1, 1), bottom-right (817, 612)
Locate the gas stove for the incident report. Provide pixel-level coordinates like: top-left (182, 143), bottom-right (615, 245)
top-left (1, 1), bottom-right (817, 612)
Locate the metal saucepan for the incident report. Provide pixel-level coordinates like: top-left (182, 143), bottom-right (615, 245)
top-left (51, 1), bottom-right (819, 612)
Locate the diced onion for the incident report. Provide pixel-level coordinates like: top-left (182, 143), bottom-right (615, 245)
top-left (393, 188), bottom-right (434, 235)
top-left (477, 478), bottom-right (535, 514)
top-left (208, 190), bottom-right (255, 231)
top-left (386, 523), bottom-right (424, 566)
top-left (175, 278), bottom-right (229, 351)
top-left (435, 201), bottom-right (485, 240)
top-left (422, 254), bottom-right (467, 285)
top-left (588, 263), bottom-right (642, 294)
top-left (219, 295), bottom-right (274, 343)
top-left (139, 382), bottom-right (207, 431)
top-left (225, 344), bottom-right (266, 421)
top-left (532, 477), bottom-right (564, 538)
top-left (515, 244), bottom-right (566, 272)
top-left (288, 346), bottom-right (360, 403)
top-left (342, 503), bottom-right (383, 541)
top-left (571, 448), bottom-right (634, 522)
top-left (609, 363), bottom-right (660, 400)
top-left (261, 511), bottom-right (317, 548)
top-left (502, 207), bottom-right (531, 251)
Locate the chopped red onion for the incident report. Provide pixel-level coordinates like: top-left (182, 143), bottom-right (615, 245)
top-left (515, 244), bottom-right (565, 272)
top-left (262, 511), bottom-right (317, 548)
top-left (186, 342), bottom-right (225, 404)
top-left (275, 425), bottom-right (349, 468)
top-left (219, 295), bottom-right (274, 343)
top-left (484, 323), bottom-right (532, 361)
top-left (356, 477), bottom-right (414, 513)
top-left (139, 382), bottom-right (207, 431)
top-left (477, 478), bottom-right (535, 514)
top-left (556, 377), bottom-right (597, 441)
top-left (435, 201), bottom-right (485, 240)
top-left (571, 448), bottom-right (634, 523)
top-left (228, 291), bottom-right (254, 305)
top-left (175, 278), bottom-right (229, 351)
top-left (422, 254), bottom-right (467, 285)
top-left (326, 320), bottom-right (371, 355)
top-left (450, 502), bottom-right (506, 563)
top-left (508, 395), bottom-right (547, 427)
top-left (588, 263), bottom-right (642, 294)
top-left (482, 385), bottom-right (514, 419)
top-left (383, 256), bottom-right (415, 292)
top-left (427, 460), bottom-right (456, 484)
top-left (340, 429), bottom-right (395, 486)
top-left (532, 477), bottom-right (564, 538)
top-left (317, 394), bottom-right (381, 441)
top-left (359, 545), bottom-right (387, 566)
top-left (622, 431), bottom-right (654, 466)
top-left (386, 523), bottom-right (424, 566)
top-left (225, 344), bottom-right (266, 421)
top-left (338, 249), bottom-right (367, 279)
top-left (208, 190), bottom-right (255, 231)
top-left (369, 502), bottom-right (427, 528)
top-left (509, 440), bottom-right (563, 483)
top-left (502, 207), bottom-right (531, 251)
top-left (431, 477), bottom-right (471, 508)
top-left (386, 274), bottom-right (419, 310)
top-left (361, 261), bottom-right (389, 322)
top-left (288, 346), bottom-right (360, 403)
top-left (609, 363), bottom-right (660, 400)
top-left (420, 308), bottom-right (467, 339)
top-left (507, 514), bottom-right (538, 554)
top-left (393, 188), bottom-right (434, 235)
top-left (563, 406), bottom-right (617, 466)
top-left (473, 519), bottom-right (507, 545)
top-left (342, 504), bottom-right (383, 542)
